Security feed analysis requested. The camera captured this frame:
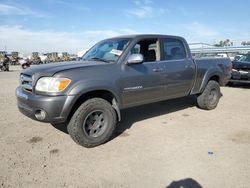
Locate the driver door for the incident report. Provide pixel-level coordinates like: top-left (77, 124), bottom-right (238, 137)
top-left (120, 38), bottom-right (166, 108)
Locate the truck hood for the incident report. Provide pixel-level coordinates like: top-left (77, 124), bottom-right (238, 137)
top-left (22, 60), bottom-right (107, 77)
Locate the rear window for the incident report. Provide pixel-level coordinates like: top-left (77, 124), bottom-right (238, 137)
top-left (162, 38), bottom-right (186, 60)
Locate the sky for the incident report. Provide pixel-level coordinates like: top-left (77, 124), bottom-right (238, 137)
top-left (0, 0), bottom-right (250, 54)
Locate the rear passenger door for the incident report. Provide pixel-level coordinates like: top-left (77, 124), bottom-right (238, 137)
top-left (161, 38), bottom-right (195, 98)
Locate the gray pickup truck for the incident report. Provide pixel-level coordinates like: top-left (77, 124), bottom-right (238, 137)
top-left (16, 34), bottom-right (231, 147)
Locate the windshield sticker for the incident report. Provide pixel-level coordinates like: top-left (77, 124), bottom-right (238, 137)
top-left (110, 49), bottom-right (123, 56)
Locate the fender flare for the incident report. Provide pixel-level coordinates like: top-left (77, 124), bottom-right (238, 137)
top-left (199, 68), bottom-right (222, 93)
top-left (66, 80), bottom-right (122, 121)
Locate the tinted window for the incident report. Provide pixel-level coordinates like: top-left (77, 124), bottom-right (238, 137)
top-left (239, 54), bottom-right (250, 62)
top-left (162, 38), bottom-right (186, 60)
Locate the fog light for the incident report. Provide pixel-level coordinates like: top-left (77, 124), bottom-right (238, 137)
top-left (35, 110), bottom-right (46, 120)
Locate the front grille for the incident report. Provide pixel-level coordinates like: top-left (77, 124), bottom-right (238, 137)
top-left (20, 74), bottom-right (33, 92)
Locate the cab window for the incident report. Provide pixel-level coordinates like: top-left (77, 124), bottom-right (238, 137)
top-left (131, 39), bottom-right (160, 62)
top-left (162, 38), bottom-right (186, 60)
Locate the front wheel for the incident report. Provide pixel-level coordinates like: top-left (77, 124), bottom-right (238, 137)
top-left (22, 64), bottom-right (27, 69)
top-left (67, 98), bottom-right (117, 148)
top-left (22, 64), bottom-right (30, 69)
top-left (197, 80), bottom-right (221, 110)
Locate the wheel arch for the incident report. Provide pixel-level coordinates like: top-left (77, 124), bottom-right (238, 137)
top-left (199, 69), bottom-right (222, 93)
top-left (67, 89), bottom-right (122, 123)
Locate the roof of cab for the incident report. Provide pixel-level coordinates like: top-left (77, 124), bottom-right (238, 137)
top-left (107, 34), bottom-right (185, 40)
top-left (107, 34), bottom-right (184, 39)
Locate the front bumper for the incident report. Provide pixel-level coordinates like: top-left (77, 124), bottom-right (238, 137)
top-left (16, 86), bottom-right (75, 123)
top-left (230, 70), bottom-right (250, 83)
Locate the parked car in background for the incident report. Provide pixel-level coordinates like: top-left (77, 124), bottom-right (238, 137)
top-left (228, 53), bottom-right (250, 85)
top-left (0, 54), bottom-right (10, 71)
top-left (234, 54), bottom-right (243, 61)
top-left (10, 52), bottom-right (19, 65)
top-left (31, 52), bottom-right (42, 64)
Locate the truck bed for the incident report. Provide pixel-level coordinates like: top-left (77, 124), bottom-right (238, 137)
top-left (191, 57), bottom-right (232, 94)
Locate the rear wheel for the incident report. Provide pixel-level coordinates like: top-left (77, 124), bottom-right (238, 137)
top-left (197, 80), bottom-right (221, 110)
top-left (67, 98), bottom-right (117, 148)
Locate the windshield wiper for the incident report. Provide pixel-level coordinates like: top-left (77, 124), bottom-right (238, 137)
top-left (89, 57), bottom-right (110, 63)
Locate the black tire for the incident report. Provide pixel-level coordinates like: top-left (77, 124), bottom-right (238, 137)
top-left (226, 82), bottom-right (234, 87)
top-left (197, 80), bottom-right (221, 110)
top-left (67, 98), bottom-right (117, 148)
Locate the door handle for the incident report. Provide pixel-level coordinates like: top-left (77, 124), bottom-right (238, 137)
top-left (185, 64), bottom-right (193, 69)
top-left (153, 68), bottom-right (164, 72)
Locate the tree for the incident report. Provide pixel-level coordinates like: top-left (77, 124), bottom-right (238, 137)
top-left (214, 40), bottom-right (223, 47)
top-left (214, 39), bottom-right (233, 47)
top-left (241, 41), bottom-right (250, 46)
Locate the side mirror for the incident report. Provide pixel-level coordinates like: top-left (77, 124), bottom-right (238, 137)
top-left (127, 54), bottom-right (143, 65)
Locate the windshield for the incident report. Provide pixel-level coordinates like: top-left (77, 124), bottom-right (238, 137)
top-left (83, 38), bottom-right (131, 63)
top-left (238, 54), bottom-right (250, 62)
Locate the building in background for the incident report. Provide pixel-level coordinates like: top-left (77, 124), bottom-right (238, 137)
top-left (189, 43), bottom-right (214, 49)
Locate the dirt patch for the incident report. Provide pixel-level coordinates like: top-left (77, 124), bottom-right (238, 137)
top-left (2, 67), bottom-right (250, 188)
top-left (50, 149), bottom-right (59, 154)
top-left (27, 137), bottom-right (43, 144)
top-left (231, 131), bottom-right (250, 144)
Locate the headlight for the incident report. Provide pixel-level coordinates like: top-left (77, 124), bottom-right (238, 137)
top-left (35, 77), bottom-right (71, 93)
